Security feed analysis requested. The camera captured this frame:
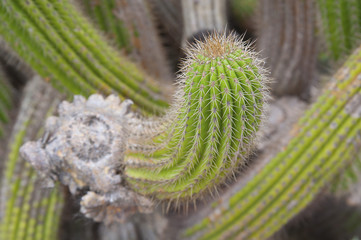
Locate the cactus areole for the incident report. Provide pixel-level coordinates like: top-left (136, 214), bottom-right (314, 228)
top-left (20, 33), bottom-right (268, 223)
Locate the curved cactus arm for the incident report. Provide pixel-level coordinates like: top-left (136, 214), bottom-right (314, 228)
top-left (317, 0), bottom-right (361, 61)
top-left (0, 0), bottom-right (170, 114)
top-left (124, 33), bottom-right (268, 201)
top-left (184, 46), bottom-right (361, 239)
top-left (0, 77), bottom-right (63, 240)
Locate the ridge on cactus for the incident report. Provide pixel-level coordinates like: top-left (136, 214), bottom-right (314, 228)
top-left (19, 32), bottom-right (269, 223)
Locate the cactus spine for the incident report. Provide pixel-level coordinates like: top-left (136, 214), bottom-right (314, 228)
top-left (124, 33), bottom-right (268, 201)
top-left (0, 0), bottom-right (169, 114)
top-left (185, 45), bottom-right (361, 240)
top-left (0, 77), bottom-right (63, 240)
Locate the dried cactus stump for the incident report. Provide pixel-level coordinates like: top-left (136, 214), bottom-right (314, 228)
top-left (20, 33), bottom-right (268, 223)
top-left (20, 94), bottom-right (153, 224)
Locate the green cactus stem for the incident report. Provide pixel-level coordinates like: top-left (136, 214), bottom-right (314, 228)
top-left (78, 0), bottom-right (131, 52)
top-left (184, 45), bottom-right (361, 239)
top-left (230, 0), bottom-right (258, 22)
top-left (0, 0), bottom-right (170, 115)
top-left (124, 33), bottom-right (268, 201)
top-left (0, 77), bottom-right (63, 240)
top-left (317, 0), bottom-right (361, 61)
top-left (331, 138), bottom-right (361, 193)
top-left (0, 65), bottom-right (12, 137)
top-left (77, 0), bottom-right (172, 81)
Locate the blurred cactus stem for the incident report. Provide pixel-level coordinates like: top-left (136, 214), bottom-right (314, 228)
top-left (230, 0), bottom-right (258, 22)
top-left (258, 0), bottom-right (317, 99)
top-left (0, 77), bottom-right (63, 240)
top-left (77, 0), bottom-right (172, 82)
top-left (181, 0), bottom-right (227, 46)
top-left (0, 0), bottom-right (170, 115)
top-left (317, 0), bottom-right (361, 61)
top-left (0, 64), bottom-right (12, 137)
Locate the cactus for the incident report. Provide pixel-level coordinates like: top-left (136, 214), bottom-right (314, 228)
top-left (124, 33), bottom-right (268, 201)
top-left (77, 0), bottom-right (131, 52)
top-left (332, 143), bottom-right (361, 193)
top-left (77, 0), bottom-right (172, 81)
top-left (0, 77), bottom-right (63, 240)
top-left (0, 65), bottom-right (12, 137)
top-left (147, 0), bottom-right (182, 45)
top-left (0, 0), bottom-right (169, 114)
top-left (269, 195), bottom-right (361, 240)
top-left (19, 33), bottom-right (269, 224)
top-left (1, 0), bottom-right (361, 239)
top-left (258, 0), bottom-right (317, 98)
top-left (185, 45), bottom-right (361, 240)
top-left (317, 0), bottom-right (361, 61)
top-left (181, 0), bottom-right (227, 46)
top-left (230, 0), bottom-right (258, 22)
